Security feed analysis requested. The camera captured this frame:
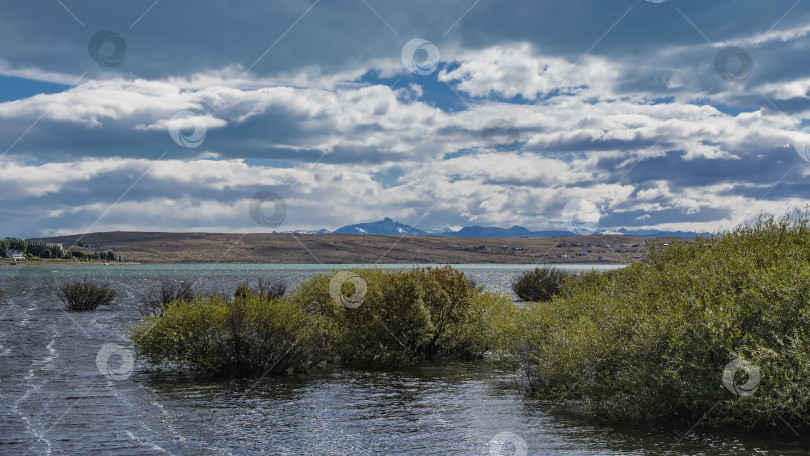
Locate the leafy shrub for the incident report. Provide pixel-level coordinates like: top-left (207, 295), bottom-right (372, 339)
top-left (287, 266), bottom-right (513, 368)
top-left (128, 266), bottom-right (518, 375)
top-left (138, 278), bottom-right (194, 317)
top-left (56, 279), bottom-right (117, 311)
top-left (503, 210), bottom-right (810, 429)
top-left (511, 267), bottom-right (570, 302)
top-left (455, 287), bottom-right (518, 360)
top-left (128, 289), bottom-right (328, 376)
top-left (338, 270), bottom-right (433, 367)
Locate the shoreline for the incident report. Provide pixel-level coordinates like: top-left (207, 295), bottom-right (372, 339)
top-left (0, 261), bottom-right (142, 267)
top-left (0, 260), bottom-right (626, 267)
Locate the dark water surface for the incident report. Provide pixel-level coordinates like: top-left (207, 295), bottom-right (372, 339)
top-left (0, 264), bottom-right (805, 455)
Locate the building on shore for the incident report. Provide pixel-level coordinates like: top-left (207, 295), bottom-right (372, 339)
top-left (5, 250), bottom-right (24, 261)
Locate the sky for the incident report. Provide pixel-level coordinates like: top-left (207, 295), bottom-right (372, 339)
top-left (2, 0), bottom-right (810, 237)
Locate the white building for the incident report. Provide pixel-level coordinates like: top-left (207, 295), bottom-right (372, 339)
top-left (6, 250), bottom-right (24, 261)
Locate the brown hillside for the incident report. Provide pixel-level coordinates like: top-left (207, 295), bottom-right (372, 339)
top-left (27, 231), bottom-right (687, 264)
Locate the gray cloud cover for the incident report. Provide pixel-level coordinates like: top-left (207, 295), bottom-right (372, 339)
top-left (1, 0), bottom-right (810, 236)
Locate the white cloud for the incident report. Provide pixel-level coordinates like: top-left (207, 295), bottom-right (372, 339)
top-left (439, 43), bottom-right (619, 100)
top-left (1, 30), bottom-right (809, 236)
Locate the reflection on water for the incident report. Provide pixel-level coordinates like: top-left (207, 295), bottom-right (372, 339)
top-left (0, 264), bottom-right (805, 455)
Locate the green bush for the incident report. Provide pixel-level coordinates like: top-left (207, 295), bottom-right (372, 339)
top-left (511, 267), bottom-right (570, 302)
top-left (56, 279), bottom-right (117, 310)
top-left (126, 265), bottom-right (518, 375)
top-left (286, 266), bottom-right (514, 368)
top-left (128, 290), bottom-right (328, 376)
top-left (502, 211), bottom-right (810, 429)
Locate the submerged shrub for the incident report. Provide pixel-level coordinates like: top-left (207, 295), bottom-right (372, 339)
top-left (138, 278), bottom-right (194, 317)
top-left (128, 289), bottom-right (328, 376)
top-left (257, 279), bottom-right (286, 300)
top-left (503, 210), bottom-right (810, 429)
top-left (288, 266), bottom-right (513, 368)
top-left (511, 267), bottom-right (570, 302)
top-left (234, 279), bottom-right (286, 302)
top-left (129, 266), bottom-right (517, 375)
top-left (56, 279), bottom-right (116, 311)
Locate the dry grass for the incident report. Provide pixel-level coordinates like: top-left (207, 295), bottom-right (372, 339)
top-left (29, 232), bottom-right (670, 264)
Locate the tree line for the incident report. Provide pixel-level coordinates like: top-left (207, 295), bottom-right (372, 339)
top-left (0, 237), bottom-right (135, 262)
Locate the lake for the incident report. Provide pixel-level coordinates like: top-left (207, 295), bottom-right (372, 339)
top-left (0, 264), bottom-right (804, 455)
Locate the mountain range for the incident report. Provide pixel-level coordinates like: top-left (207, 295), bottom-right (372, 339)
top-left (290, 217), bottom-right (702, 238)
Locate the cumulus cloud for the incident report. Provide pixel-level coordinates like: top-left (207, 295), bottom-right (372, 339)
top-left (439, 43), bottom-right (619, 100)
top-left (1, 0), bottom-right (810, 237)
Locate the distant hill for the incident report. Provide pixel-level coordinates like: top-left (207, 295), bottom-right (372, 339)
top-left (616, 228), bottom-right (702, 238)
top-left (440, 225), bottom-right (574, 238)
top-left (288, 229), bottom-right (331, 235)
top-left (333, 217), bottom-right (428, 236)
top-left (331, 218), bottom-right (703, 238)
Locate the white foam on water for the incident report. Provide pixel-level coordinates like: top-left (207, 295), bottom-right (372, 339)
top-left (143, 386), bottom-right (190, 445)
top-left (40, 333), bottom-right (58, 369)
top-left (126, 429), bottom-right (170, 454)
top-left (4, 296), bottom-right (32, 326)
top-left (11, 326), bottom-right (60, 454)
top-left (135, 384), bottom-right (235, 455)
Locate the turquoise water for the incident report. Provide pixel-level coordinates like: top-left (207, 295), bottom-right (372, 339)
top-left (0, 264), bottom-right (804, 455)
top-left (0, 262), bottom-right (623, 300)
